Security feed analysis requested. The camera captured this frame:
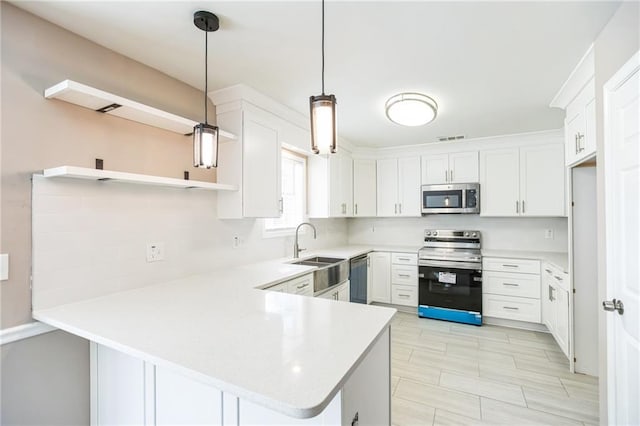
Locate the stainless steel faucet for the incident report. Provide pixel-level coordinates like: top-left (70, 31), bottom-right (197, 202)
top-left (293, 222), bottom-right (317, 258)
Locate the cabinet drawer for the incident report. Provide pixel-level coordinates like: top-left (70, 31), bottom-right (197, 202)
top-left (391, 265), bottom-right (418, 286)
top-left (483, 294), bottom-right (541, 323)
top-left (286, 274), bottom-right (314, 296)
top-left (484, 271), bottom-right (540, 299)
top-left (391, 253), bottom-right (418, 265)
top-left (391, 285), bottom-right (418, 307)
top-left (483, 257), bottom-right (540, 274)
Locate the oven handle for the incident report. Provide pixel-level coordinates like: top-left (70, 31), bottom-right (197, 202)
top-left (419, 259), bottom-right (482, 270)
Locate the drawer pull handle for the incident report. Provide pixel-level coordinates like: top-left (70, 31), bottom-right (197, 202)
top-left (297, 283), bottom-right (309, 289)
top-left (503, 283), bottom-right (519, 286)
top-left (398, 274), bottom-right (411, 278)
top-left (503, 306), bottom-right (519, 310)
top-left (399, 294), bottom-right (411, 298)
top-left (544, 269), bottom-right (553, 274)
top-left (397, 257), bottom-right (411, 261)
top-left (554, 275), bottom-right (563, 281)
top-left (502, 264), bottom-right (519, 268)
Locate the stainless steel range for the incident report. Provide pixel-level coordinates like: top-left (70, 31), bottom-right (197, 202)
top-left (418, 230), bottom-right (483, 326)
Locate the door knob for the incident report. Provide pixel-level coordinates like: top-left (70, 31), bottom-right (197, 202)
top-left (602, 299), bottom-right (624, 315)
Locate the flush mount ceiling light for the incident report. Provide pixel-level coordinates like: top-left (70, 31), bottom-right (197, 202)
top-left (193, 10), bottom-right (220, 169)
top-left (385, 93), bottom-right (438, 127)
top-left (309, 0), bottom-right (337, 155)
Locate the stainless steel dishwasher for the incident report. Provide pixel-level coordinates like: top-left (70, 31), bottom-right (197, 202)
top-left (350, 254), bottom-right (368, 304)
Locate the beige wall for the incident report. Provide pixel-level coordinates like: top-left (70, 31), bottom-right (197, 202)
top-left (1, 2), bottom-right (218, 329)
top-left (593, 2), bottom-right (639, 423)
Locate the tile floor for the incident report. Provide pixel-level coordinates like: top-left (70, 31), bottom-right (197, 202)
top-left (390, 312), bottom-right (599, 426)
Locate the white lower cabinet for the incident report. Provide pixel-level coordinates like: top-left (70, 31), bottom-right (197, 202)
top-left (264, 273), bottom-right (314, 297)
top-left (369, 252), bottom-right (391, 303)
top-left (482, 257), bottom-right (541, 323)
top-left (542, 263), bottom-right (570, 357)
top-left (390, 253), bottom-right (418, 307)
top-left (317, 281), bottom-right (350, 301)
top-left (91, 328), bottom-right (390, 426)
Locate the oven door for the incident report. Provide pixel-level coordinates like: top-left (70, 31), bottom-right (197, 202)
top-left (418, 264), bottom-right (482, 313)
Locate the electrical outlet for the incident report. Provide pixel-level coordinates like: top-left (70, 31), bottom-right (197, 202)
top-left (0, 254), bottom-right (8, 281)
top-left (233, 236), bottom-right (245, 249)
top-left (146, 243), bottom-right (164, 262)
top-left (544, 229), bottom-right (554, 239)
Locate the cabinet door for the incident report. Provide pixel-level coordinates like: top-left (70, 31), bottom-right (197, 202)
top-left (329, 152), bottom-right (353, 217)
top-left (369, 252), bottom-right (391, 303)
top-left (243, 113), bottom-right (281, 218)
top-left (397, 157), bottom-right (421, 217)
top-left (341, 154), bottom-right (354, 216)
top-left (421, 154), bottom-right (449, 184)
top-left (541, 275), bottom-right (556, 334)
top-left (583, 97), bottom-right (596, 156)
top-left (564, 109), bottom-right (583, 166)
top-left (555, 287), bottom-right (570, 357)
top-left (449, 151), bottom-right (479, 183)
top-left (376, 159), bottom-right (399, 217)
top-left (156, 367), bottom-right (222, 426)
top-left (353, 159), bottom-right (377, 217)
top-left (480, 148), bottom-right (520, 216)
top-left (338, 281), bottom-right (350, 302)
top-left (519, 144), bottom-right (565, 216)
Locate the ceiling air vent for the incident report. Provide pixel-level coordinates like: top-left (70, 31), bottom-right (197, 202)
top-left (437, 135), bottom-right (465, 142)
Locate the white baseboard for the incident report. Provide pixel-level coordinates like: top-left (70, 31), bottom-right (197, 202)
top-left (0, 321), bottom-right (57, 345)
top-left (483, 316), bottom-right (549, 332)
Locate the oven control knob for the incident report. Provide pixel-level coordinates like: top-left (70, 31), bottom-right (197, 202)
top-left (464, 232), bottom-right (469, 237)
top-left (472, 232), bottom-right (478, 237)
top-left (425, 231), bottom-right (431, 236)
top-left (433, 231), bottom-right (438, 236)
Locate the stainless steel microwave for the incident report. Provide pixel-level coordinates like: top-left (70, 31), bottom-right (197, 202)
top-left (421, 183), bottom-right (480, 214)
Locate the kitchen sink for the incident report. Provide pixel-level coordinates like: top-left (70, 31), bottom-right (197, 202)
top-left (291, 256), bottom-right (345, 266)
top-left (290, 256), bottom-right (348, 295)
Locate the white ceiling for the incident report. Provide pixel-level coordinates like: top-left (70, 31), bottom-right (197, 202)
top-left (13, 1), bottom-right (620, 148)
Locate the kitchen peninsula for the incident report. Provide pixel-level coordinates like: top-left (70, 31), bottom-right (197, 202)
top-left (33, 255), bottom-right (395, 425)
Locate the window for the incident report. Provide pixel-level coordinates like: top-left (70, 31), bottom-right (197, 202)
top-left (264, 149), bottom-right (307, 235)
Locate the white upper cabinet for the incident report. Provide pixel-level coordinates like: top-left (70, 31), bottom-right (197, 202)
top-left (519, 144), bottom-right (565, 216)
top-left (550, 45), bottom-right (596, 166)
top-left (421, 151), bottom-right (478, 184)
top-left (376, 157), bottom-right (421, 217)
top-left (353, 159), bottom-right (377, 217)
top-left (216, 104), bottom-right (282, 219)
top-left (564, 79), bottom-right (596, 165)
top-left (308, 150), bottom-right (353, 218)
top-left (480, 144), bottom-right (565, 217)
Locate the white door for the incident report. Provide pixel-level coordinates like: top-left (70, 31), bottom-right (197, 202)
top-left (479, 148), bottom-right (520, 216)
top-left (341, 153), bottom-right (354, 216)
top-left (376, 159), bottom-right (398, 217)
top-left (449, 151), bottom-right (479, 183)
top-left (353, 159), bottom-right (377, 216)
top-left (603, 52), bottom-right (639, 426)
top-left (421, 154), bottom-right (449, 184)
top-left (397, 157), bottom-right (421, 216)
top-left (519, 144), bottom-right (565, 216)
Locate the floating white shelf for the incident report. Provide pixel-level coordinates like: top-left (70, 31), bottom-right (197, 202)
top-left (44, 80), bottom-right (236, 140)
top-left (43, 166), bottom-right (238, 191)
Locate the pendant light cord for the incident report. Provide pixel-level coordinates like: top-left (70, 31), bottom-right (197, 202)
top-left (321, 0), bottom-right (325, 95)
top-left (204, 27), bottom-right (209, 124)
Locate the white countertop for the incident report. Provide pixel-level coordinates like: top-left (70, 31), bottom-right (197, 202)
top-left (33, 247), bottom-right (396, 419)
top-left (482, 249), bottom-right (569, 273)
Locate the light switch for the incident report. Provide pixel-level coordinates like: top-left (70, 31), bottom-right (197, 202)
top-left (0, 254), bottom-right (8, 281)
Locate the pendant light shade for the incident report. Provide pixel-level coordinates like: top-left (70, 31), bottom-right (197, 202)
top-left (193, 123), bottom-right (219, 169)
top-left (193, 10), bottom-right (220, 169)
top-left (310, 94), bottom-right (337, 154)
top-left (309, 0), bottom-right (337, 155)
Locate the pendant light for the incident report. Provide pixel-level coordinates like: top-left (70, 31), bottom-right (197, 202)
top-left (309, 0), bottom-right (337, 155)
top-left (193, 11), bottom-right (220, 169)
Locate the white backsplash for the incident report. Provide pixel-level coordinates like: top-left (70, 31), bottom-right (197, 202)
top-left (348, 216), bottom-right (568, 252)
top-left (31, 175), bottom-right (347, 310)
